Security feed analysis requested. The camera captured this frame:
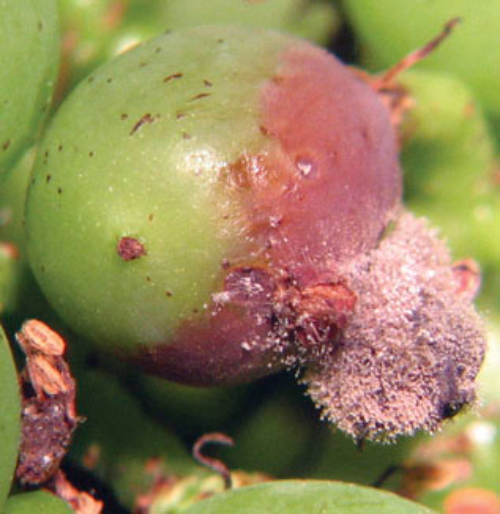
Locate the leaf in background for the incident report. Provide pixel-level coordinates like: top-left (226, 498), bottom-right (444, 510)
top-left (4, 491), bottom-right (71, 514)
top-left (0, 325), bottom-right (21, 510)
top-left (182, 480), bottom-right (437, 514)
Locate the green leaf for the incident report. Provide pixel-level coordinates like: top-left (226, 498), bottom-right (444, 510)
top-left (0, 325), bottom-right (21, 510)
top-left (182, 480), bottom-right (437, 514)
top-left (4, 491), bottom-right (71, 514)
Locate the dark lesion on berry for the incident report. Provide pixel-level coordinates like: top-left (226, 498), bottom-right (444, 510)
top-left (117, 236), bottom-right (147, 261)
top-left (440, 400), bottom-right (467, 420)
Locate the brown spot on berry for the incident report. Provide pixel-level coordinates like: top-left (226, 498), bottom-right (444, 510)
top-left (2, 139), bottom-right (11, 150)
top-left (164, 72), bottom-right (183, 83)
top-left (189, 92), bottom-right (211, 102)
top-left (117, 236), bottom-right (147, 261)
top-left (130, 113), bottom-right (156, 136)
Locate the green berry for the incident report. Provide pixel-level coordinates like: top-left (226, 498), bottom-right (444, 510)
top-left (26, 26), bottom-right (400, 385)
top-left (0, 0), bottom-right (59, 177)
top-left (26, 26), bottom-right (486, 442)
top-left (4, 491), bottom-right (71, 514)
top-left (342, 0), bottom-right (500, 120)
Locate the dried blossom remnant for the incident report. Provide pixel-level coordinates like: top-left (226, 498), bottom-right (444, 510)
top-left (17, 319), bottom-right (65, 356)
top-left (17, 396), bottom-right (77, 485)
top-left (452, 258), bottom-right (482, 301)
top-left (363, 18), bottom-right (461, 134)
top-left (15, 320), bottom-right (81, 485)
top-left (305, 212), bottom-right (486, 442)
top-left (51, 470), bottom-right (104, 514)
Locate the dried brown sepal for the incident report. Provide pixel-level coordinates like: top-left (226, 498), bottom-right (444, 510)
top-left (360, 18), bottom-right (461, 134)
top-left (192, 433), bottom-right (234, 490)
top-left (304, 212), bottom-right (486, 442)
top-left (17, 319), bottom-right (66, 356)
top-left (373, 17), bottom-right (461, 90)
top-left (50, 470), bottom-right (103, 514)
top-left (400, 459), bottom-right (472, 499)
top-left (16, 395), bottom-right (78, 485)
top-left (452, 258), bottom-right (481, 301)
top-left (15, 320), bottom-right (82, 485)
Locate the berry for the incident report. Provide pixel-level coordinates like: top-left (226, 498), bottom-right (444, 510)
top-left (26, 26), bottom-right (485, 440)
top-left (0, 0), bottom-right (59, 177)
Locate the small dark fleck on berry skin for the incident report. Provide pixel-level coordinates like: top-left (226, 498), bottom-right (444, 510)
top-left (121, 113), bottom-right (128, 120)
top-left (155, 47), bottom-right (161, 53)
top-left (89, 151), bottom-right (94, 157)
top-left (165, 290), bottom-right (173, 297)
top-left (148, 214), bottom-right (154, 221)
top-left (176, 112), bottom-right (186, 120)
top-left (38, 21), bottom-right (43, 30)
top-left (58, 145), bottom-right (63, 152)
top-left (139, 62), bottom-right (148, 68)
top-left (182, 132), bottom-right (192, 140)
top-left (203, 80), bottom-right (213, 87)
top-left (87, 77), bottom-right (95, 84)
top-left (146, 276), bottom-right (151, 282)
top-left (44, 150), bottom-right (49, 158)
top-left (259, 126), bottom-right (270, 137)
top-left (130, 113), bottom-right (156, 136)
top-left (117, 237), bottom-right (147, 261)
top-left (189, 93), bottom-right (211, 102)
top-left (2, 139), bottom-right (11, 150)
top-left (57, 188), bottom-right (62, 195)
top-left (107, 78), bottom-right (113, 83)
top-left (45, 175), bottom-right (51, 184)
top-left (40, 266), bottom-right (46, 273)
top-left (216, 38), bottom-right (225, 44)
top-left (164, 73), bottom-right (183, 83)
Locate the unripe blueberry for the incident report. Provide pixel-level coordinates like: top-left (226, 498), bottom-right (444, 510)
top-left (26, 26), bottom-right (485, 440)
top-left (0, 0), bottom-right (59, 177)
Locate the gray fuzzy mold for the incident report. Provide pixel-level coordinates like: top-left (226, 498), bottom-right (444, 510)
top-left (305, 212), bottom-right (486, 441)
